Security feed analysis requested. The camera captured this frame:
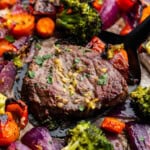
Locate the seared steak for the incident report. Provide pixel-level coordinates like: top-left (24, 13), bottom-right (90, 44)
top-left (22, 38), bottom-right (128, 120)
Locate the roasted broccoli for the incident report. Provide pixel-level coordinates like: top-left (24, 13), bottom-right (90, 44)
top-left (130, 86), bottom-right (150, 119)
top-left (56, 0), bottom-right (101, 44)
top-left (62, 121), bottom-right (113, 150)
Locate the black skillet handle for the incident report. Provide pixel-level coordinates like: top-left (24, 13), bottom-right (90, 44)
top-left (124, 15), bottom-right (150, 50)
top-left (99, 15), bottom-right (150, 48)
top-left (98, 30), bottom-right (125, 44)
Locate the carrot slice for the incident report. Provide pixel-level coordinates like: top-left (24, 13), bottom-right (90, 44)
top-left (101, 117), bottom-right (125, 134)
top-left (6, 13), bottom-right (35, 37)
top-left (0, 39), bottom-right (17, 57)
top-left (36, 17), bottom-right (55, 38)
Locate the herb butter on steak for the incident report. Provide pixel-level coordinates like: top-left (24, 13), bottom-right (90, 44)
top-left (22, 38), bottom-right (128, 120)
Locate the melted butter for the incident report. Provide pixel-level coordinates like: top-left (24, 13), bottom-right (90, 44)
top-left (54, 58), bottom-right (78, 95)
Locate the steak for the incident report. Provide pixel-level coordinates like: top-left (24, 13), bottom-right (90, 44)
top-left (22, 38), bottom-right (128, 120)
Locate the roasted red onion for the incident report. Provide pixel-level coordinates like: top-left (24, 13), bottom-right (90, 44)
top-left (7, 141), bottom-right (31, 150)
top-left (33, 0), bottom-right (56, 18)
top-left (126, 122), bottom-right (150, 150)
top-left (13, 36), bottom-right (30, 51)
top-left (0, 61), bottom-right (16, 94)
top-left (21, 127), bottom-right (59, 150)
top-left (99, 0), bottom-right (120, 30)
top-left (106, 133), bottom-right (129, 150)
top-left (123, 2), bottom-right (142, 28)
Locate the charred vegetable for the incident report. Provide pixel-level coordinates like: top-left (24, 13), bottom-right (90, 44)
top-left (0, 112), bottom-right (20, 146)
top-left (130, 86), bottom-right (150, 119)
top-left (56, 0), bottom-right (101, 44)
top-left (62, 121), bottom-right (113, 150)
top-left (7, 141), bottom-right (30, 150)
top-left (6, 99), bottom-right (28, 129)
top-left (0, 61), bottom-right (16, 95)
top-left (21, 127), bottom-right (56, 150)
top-left (101, 117), bottom-right (125, 134)
top-left (126, 122), bottom-right (150, 150)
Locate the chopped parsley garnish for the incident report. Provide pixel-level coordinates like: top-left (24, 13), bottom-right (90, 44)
top-left (35, 43), bottom-right (41, 50)
top-left (28, 71), bottom-right (35, 78)
top-left (34, 54), bottom-right (52, 66)
top-left (5, 35), bottom-right (15, 43)
top-left (97, 73), bottom-right (108, 85)
top-left (42, 54), bottom-right (52, 60)
top-left (64, 48), bottom-right (71, 52)
top-left (47, 75), bottom-right (53, 84)
top-left (84, 73), bottom-right (90, 78)
top-left (35, 56), bottom-right (43, 66)
top-left (74, 58), bottom-right (80, 64)
top-left (78, 105), bottom-right (85, 111)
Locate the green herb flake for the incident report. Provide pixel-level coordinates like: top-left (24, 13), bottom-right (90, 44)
top-left (78, 105), bottom-right (85, 111)
top-left (5, 35), bottom-right (15, 43)
top-left (35, 43), bottom-right (41, 50)
top-left (47, 75), bottom-right (53, 84)
top-left (28, 71), bottom-right (35, 78)
top-left (64, 48), bottom-right (71, 52)
top-left (84, 73), bottom-right (90, 78)
top-left (74, 58), bottom-right (80, 64)
top-left (97, 73), bottom-right (108, 85)
top-left (34, 56), bottom-right (43, 66)
top-left (43, 54), bottom-right (52, 60)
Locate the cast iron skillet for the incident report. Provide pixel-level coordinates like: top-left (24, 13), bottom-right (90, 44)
top-left (99, 15), bottom-right (150, 86)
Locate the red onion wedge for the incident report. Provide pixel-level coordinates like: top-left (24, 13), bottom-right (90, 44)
top-left (99, 0), bottom-right (120, 30)
top-left (0, 61), bottom-right (16, 94)
top-left (7, 141), bottom-right (31, 150)
top-left (126, 122), bottom-right (150, 150)
top-left (21, 127), bottom-right (60, 150)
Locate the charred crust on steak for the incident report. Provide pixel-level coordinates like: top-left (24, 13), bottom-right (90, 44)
top-left (21, 37), bottom-right (128, 120)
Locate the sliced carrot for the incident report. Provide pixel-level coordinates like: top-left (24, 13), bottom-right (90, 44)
top-left (0, 0), bottom-right (17, 9)
top-left (36, 17), bottom-right (55, 38)
top-left (6, 13), bottom-right (35, 37)
top-left (140, 6), bottom-right (150, 23)
top-left (101, 117), bottom-right (125, 134)
top-left (0, 39), bottom-right (17, 57)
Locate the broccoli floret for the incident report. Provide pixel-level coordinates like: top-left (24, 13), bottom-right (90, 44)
top-left (130, 86), bottom-right (150, 119)
top-left (62, 121), bottom-right (114, 150)
top-left (56, 0), bottom-right (101, 44)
